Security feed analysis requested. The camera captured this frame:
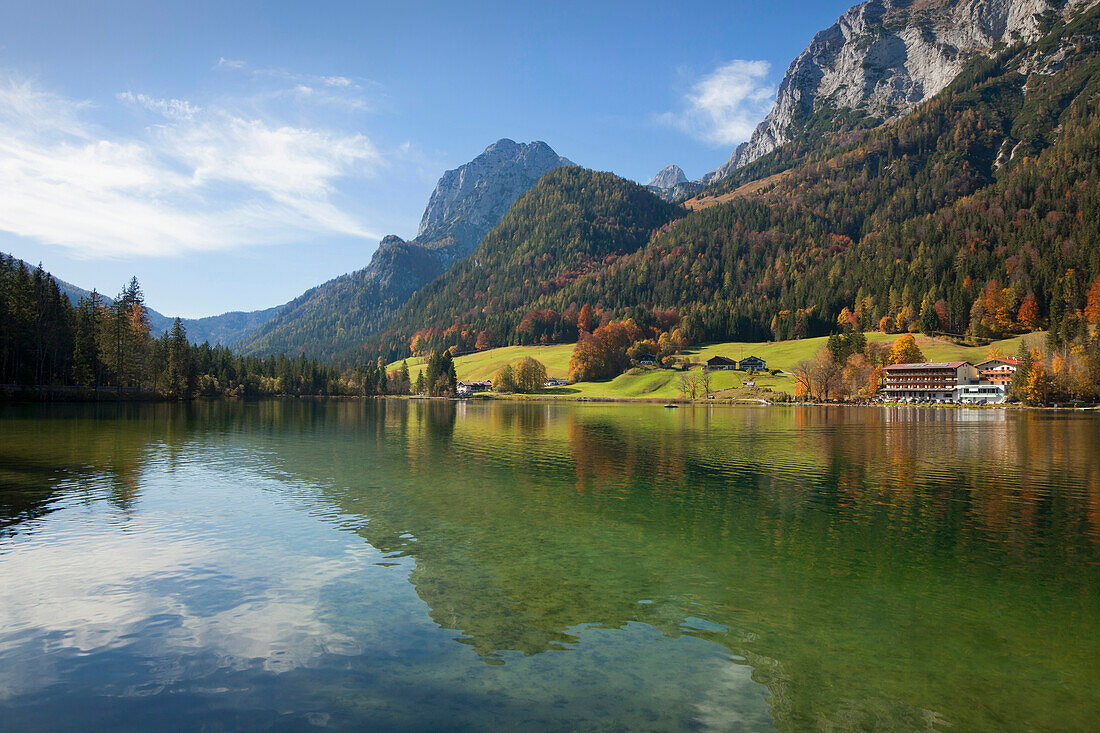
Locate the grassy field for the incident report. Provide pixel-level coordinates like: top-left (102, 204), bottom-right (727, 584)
top-left (685, 331), bottom-right (1040, 372)
top-left (389, 331), bottom-right (1044, 400)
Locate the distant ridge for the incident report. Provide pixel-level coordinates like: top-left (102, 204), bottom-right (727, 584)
top-left (234, 139), bottom-right (574, 361)
top-left (2, 253), bottom-right (282, 345)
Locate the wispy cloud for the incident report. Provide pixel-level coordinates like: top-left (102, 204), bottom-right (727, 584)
top-left (117, 91), bottom-right (201, 120)
top-left (659, 60), bottom-right (775, 146)
top-left (215, 58), bottom-right (378, 112)
top-left (0, 74), bottom-right (383, 258)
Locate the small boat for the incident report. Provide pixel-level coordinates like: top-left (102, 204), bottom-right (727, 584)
top-left (663, 403), bottom-right (679, 409)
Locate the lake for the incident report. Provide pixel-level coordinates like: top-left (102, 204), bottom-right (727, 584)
top-left (1, 400), bottom-right (1097, 731)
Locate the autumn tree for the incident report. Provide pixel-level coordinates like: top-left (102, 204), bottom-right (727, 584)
top-left (577, 303), bottom-right (595, 334)
top-left (515, 357), bottom-right (548, 393)
top-left (888, 334), bottom-right (925, 365)
top-left (1018, 292), bottom-right (1041, 330)
top-left (1085, 277), bottom-right (1100, 325)
top-left (494, 363), bottom-right (517, 393)
top-left (678, 373), bottom-right (700, 399)
top-left (1022, 349), bottom-right (1053, 405)
top-left (568, 319), bottom-right (643, 382)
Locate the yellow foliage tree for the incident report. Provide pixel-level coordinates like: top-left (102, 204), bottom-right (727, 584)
top-left (888, 334), bottom-right (926, 365)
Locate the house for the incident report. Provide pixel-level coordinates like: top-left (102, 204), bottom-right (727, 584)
top-left (882, 362), bottom-right (977, 402)
top-left (739, 356), bottom-right (767, 371)
top-left (544, 378), bottom-right (570, 387)
top-left (706, 356), bottom-right (738, 371)
top-left (975, 358), bottom-right (1020, 386)
top-left (637, 357), bottom-right (657, 367)
top-left (956, 379), bottom-right (1007, 404)
top-left (456, 380), bottom-right (492, 395)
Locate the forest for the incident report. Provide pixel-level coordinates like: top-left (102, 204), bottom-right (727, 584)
top-left (0, 255), bottom-right (366, 399)
top-left (362, 7), bottom-right (1100, 399)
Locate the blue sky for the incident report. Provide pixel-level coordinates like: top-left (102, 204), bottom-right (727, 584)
top-left (0, 0), bottom-right (853, 317)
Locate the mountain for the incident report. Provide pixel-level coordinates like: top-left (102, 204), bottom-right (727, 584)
top-left (235, 139), bottom-right (573, 361)
top-left (176, 306), bottom-right (284, 346)
top-left (702, 0), bottom-right (1097, 183)
top-left (371, 166), bottom-right (683, 359)
top-left (417, 139), bottom-right (574, 254)
top-left (555, 4), bottom-right (1100, 344)
top-left (647, 164), bottom-right (687, 189)
top-left (646, 164), bottom-right (702, 201)
top-left (373, 3), bottom-right (1100, 358)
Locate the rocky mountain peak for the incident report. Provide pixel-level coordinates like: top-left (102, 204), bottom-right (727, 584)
top-left (416, 139), bottom-right (574, 255)
top-left (647, 164), bottom-right (688, 189)
top-left (702, 0), bottom-right (1099, 183)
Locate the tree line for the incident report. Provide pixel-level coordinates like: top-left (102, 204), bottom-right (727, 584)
top-left (0, 256), bottom-right (354, 399)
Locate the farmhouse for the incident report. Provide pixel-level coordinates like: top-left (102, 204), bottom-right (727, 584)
top-left (456, 380), bottom-right (492, 395)
top-left (706, 356), bottom-right (738, 371)
top-left (545, 378), bottom-right (570, 387)
top-left (739, 356), bottom-right (767, 371)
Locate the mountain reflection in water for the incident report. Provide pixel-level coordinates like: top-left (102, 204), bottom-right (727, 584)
top-left (1, 400), bottom-right (1097, 731)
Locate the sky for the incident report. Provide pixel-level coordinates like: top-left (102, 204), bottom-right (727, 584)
top-left (0, 0), bottom-right (854, 318)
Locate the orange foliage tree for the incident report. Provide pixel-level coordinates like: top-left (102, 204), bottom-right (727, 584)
top-left (1085, 277), bottom-right (1100, 325)
top-left (568, 319), bottom-right (643, 382)
top-left (888, 334), bottom-right (926, 365)
top-left (1017, 292), bottom-right (1041, 330)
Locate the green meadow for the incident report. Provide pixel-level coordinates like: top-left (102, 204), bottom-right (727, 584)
top-left (389, 332), bottom-right (1043, 400)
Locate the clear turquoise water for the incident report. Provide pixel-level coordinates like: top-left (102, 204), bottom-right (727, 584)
top-left (1, 400), bottom-right (1098, 731)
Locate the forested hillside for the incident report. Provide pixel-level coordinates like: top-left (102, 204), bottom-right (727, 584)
top-left (581, 7), bottom-right (1100, 347)
top-left (234, 139), bottom-right (572, 360)
top-left (0, 254), bottom-right (352, 398)
top-left (367, 5), bottom-right (1100, 362)
top-left (370, 167), bottom-right (683, 360)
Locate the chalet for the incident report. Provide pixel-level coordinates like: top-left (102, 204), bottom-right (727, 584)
top-left (456, 380), bottom-right (492, 396)
top-left (706, 356), bottom-right (738, 371)
top-left (637, 357), bottom-right (657, 367)
top-left (544, 378), bottom-right (570, 387)
top-left (739, 356), bottom-right (767, 371)
top-left (975, 358), bottom-right (1020, 386)
top-left (883, 362), bottom-right (977, 402)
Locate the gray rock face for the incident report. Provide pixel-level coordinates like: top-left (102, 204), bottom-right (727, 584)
top-left (236, 139), bottom-right (574, 359)
top-left (702, 0), bottom-right (1098, 183)
top-left (647, 164), bottom-right (688, 189)
top-left (417, 138), bottom-right (573, 258)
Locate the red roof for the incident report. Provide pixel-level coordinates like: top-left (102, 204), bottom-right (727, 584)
top-left (883, 361), bottom-right (970, 370)
top-left (976, 358), bottom-right (1021, 367)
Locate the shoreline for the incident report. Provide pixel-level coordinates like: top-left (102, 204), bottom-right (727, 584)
top-left (4, 389), bottom-right (1096, 411)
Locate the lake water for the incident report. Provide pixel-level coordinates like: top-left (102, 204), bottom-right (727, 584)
top-left (0, 400), bottom-right (1097, 731)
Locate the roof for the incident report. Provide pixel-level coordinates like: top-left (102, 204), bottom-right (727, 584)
top-left (883, 361), bottom-right (970, 370)
top-left (740, 355), bottom-right (765, 361)
top-left (707, 356), bottom-right (737, 364)
top-left (976, 358), bottom-right (1021, 368)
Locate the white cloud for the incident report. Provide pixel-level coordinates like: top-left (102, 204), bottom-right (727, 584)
top-left (117, 91), bottom-right (201, 120)
top-left (661, 60), bottom-right (775, 146)
top-left (0, 75), bottom-right (382, 258)
top-left (215, 59), bottom-right (376, 112)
